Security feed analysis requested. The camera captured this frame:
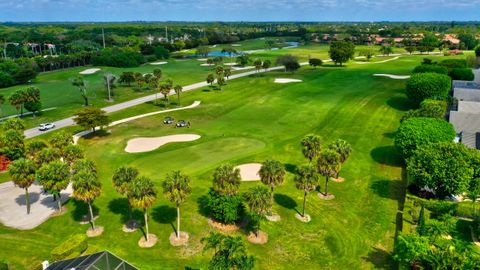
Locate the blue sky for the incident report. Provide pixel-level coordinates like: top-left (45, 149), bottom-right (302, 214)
top-left (1, 0), bottom-right (480, 22)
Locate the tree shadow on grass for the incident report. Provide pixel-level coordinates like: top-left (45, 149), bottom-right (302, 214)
top-left (152, 205), bottom-right (177, 234)
top-left (107, 198), bottom-right (143, 224)
top-left (82, 129), bottom-right (110, 140)
top-left (284, 163), bottom-right (297, 174)
top-left (196, 194), bottom-right (210, 218)
top-left (386, 96), bottom-right (415, 111)
top-left (70, 200), bottom-right (99, 222)
top-left (370, 146), bottom-right (403, 167)
top-left (370, 180), bottom-right (405, 201)
top-left (274, 193), bottom-right (299, 214)
top-left (362, 247), bottom-right (394, 270)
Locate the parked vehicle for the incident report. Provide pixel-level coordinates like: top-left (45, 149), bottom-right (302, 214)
top-left (38, 123), bottom-right (55, 131)
top-left (176, 120), bottom-right (187, 127)
top-left (164, 116), bottom-right (174, 124)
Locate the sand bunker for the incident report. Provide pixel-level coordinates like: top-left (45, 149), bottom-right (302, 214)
top-left (150, 61), bottom-right (168, 65)
top-left (125, 134), bottom-right (201, 153)
top-left (79, 68), bottom-right (100, 75)
top-left (274, 78), bottom-right (303, 84)
top-left (201, 63), bottom-right (214, 67)
top-left (232, 44), bottom-right (242, 47)
top-left (224, 63), bottom-right (237, 66)
top-left (235, 163), bottom-right (262, 181)
top-left (197, 58), bottom-right (208, 61)
top-left (373, 74), bottom-right (411, 80)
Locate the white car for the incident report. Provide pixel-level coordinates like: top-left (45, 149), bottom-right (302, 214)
top-left (38, 123), bottom-right (55, 131)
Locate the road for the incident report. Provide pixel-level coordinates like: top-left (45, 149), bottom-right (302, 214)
top-left (24, 64), bottom-right (298, 138)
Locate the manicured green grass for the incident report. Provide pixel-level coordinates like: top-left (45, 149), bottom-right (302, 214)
top-left (0, 54), bottom-right (439, 269)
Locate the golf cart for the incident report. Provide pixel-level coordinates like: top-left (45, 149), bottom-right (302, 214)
top-left (164, 116), bottom-right (174, 124)
top-left (176, 120), bottom-right (188, 127)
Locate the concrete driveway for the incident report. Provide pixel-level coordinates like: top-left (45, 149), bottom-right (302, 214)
top-left (0, 181), bottom-right (72, 230)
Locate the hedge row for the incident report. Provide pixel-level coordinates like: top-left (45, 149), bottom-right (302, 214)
top-left (50, 234), bottom-right (88, 261)
top-left (405, 73), bottom-right (451, 104)
top-left (407, 194), bottom-right (476, 219)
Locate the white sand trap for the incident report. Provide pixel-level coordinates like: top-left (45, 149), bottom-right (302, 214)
top-left (232, 44), bottom-right (242, 47)
top-left (374, 74), bottom-right (411, 80)
top-left (125, 134), bottom-right (201, 153)
top-left (197, 58), bottom-right (208, 61)
top-left (274, 78), bottom-right (303, 84)
top-left (201, 63), bottom-right (214, 67)
top-left (355, 57), bottom-right (399, 65)
top-left (236, 163), bottom-right (262, 181)
top-left (232, 66), bottom-right (254, 71)
top-left (210, 45), bottom-right (217, 48)
top-left (224, 63), bottom-right (237, 66)
top-left (79, 68), bottom-right (100, 75)
top-left (150, 61), bottom-right (168, 65)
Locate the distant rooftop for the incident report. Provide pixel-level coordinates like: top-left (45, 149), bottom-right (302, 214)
top-left (46, 251), bottom-right (137, 270)
top-left (453, 80), bottom-right (480, 90)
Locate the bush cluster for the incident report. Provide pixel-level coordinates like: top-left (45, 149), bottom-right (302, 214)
top-left (401, 99), bottom-right (447, 122)
top-left (449, 68), bottom-right (474, 81)
top-left (0, 58), bottom-right (37, 88)
top-left (405, 73), bottom-right (451, 104)
top-left (439, 59), bottom-right (467, 69)
top-left (206, 189), bottom-right (244, 224)
top-left (395, 117), bottom-right (456, 158)
top-left (50, 234), bottom-right (88, 261)
top-left (412, 64), bottom-right (448, 75)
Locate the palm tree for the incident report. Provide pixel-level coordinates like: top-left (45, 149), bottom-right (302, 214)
top-left (173, 85), bottom-right (183, 106)
top-left (162, 171), bottom-right (192, 239)
top-left (25, 140), bottom-right (47, 160)
top-left (202, 232), bottom-right (255, 270)
top-left (206, 74), bottom-right (215, 86)
top-left (224, 68), bottom-right (232, 80)
top-left (103, 73), bottom-right (116, 101)
top-left (72, 77), bottom-right (89, 106)
top-left (8, 91), bottom-right (25, 116)
top-left (148, 76), bottom-right (161, 104)
top-left (294, 165), bottom-right (319, 217)
top-left (215, 66), bottom-right (224, 76)
top-left (317, 149), bottom-right (341, 197)
top-left (160, 83), bottom-right (171, 104)
top-left (244, 186), bottom-right (272, 237)
top-left (35, 148), bottom-right (61, 168)
top-left (262, 60), bottom-right (272, 71)
top-left (217, 75), bottom-right (225, 90)
top-left (259, 160), bottom-right (285, 203)
top-left (301, 134), bottom-right (321, 163)
top-left (153, 69), bottom-right (162, 79)
top-left (9, 158), bottom-right (36, 214)
top-left (253, 59), bottom-right (262, 74)
top-left (112, 166), bottom-right (139, 223)
top-left (212, 164), bottom-right (241, 196)
top-left (37, 161), bottom-right (70, 211)
top-left (72, 169), bottom-right (101, 230)
top-left (328, 139), bottom-right (352, 179)
top-left (63, 144), bottom-right (84, 166)
top-left (128, 176), bottom-right (157, 242)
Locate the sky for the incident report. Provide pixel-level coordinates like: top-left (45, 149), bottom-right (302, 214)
top-left (1, 0), bottom-right (480, 22)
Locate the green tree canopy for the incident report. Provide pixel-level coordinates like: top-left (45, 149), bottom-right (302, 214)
top-left (407, 142), bottom-right (475, 198)
top-left (212, 164), bottom-right (241, 196)
top-left (73, 107), bottom-right (110, 132)
top-left (405, 73), bottom-right (451, 104)
top-left (329, 41), bottom-right (355, 66)
top-left (394, 117), bottom-right (456, 158)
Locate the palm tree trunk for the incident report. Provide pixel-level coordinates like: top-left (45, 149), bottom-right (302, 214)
top-left (25, 188), bottom-right (30, 215)
top-left (177, 206), bottom-right (181, 239)
top-left (128, 202), bottom-right (132, 221)
top-left (88, 202), bottom-right (95, 230)
top-left (144, 209), bottom-right (149, 241)
top-left (177, 93), bottom-right (180, 106)
top-left (57, 198), bottom-right (62, 212)
top-left (325, 176), bottom-right (329, 195)
top-left (302, 191), bottom-right (307, 217)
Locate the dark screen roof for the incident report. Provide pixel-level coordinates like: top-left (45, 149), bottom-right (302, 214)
top-left (46, 251), bottom-right (138, 270)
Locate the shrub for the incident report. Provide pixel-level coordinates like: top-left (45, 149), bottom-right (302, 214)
top-left (154, 46), bottom-right (170, 59)
top-left (439, 59), bottom-right (467, 69)
top-left (401, 99), bottom-right (447, 122)
top-left (450, 68), bottom-right (474, 81)
top-left (206, 189), bottom-right (244, 224)
top-left (475, 45), bottom-right (480, 57)
top-left (395, 117), bottom-right (456, 158)
top-left (405, 73), bottom-right (451, 104)
top-left (412, 64), bottom-right (448, 75)
top-left (0, 261), bottom-right (7, 270)
top-left (146, 55), bottom-right (156, 62)
top-left (50, 234), bottom-right (88, 261)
